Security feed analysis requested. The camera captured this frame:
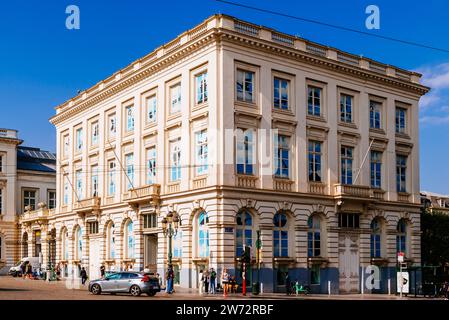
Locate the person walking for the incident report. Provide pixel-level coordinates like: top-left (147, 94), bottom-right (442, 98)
top-left (21, 261), bottom-right (27, 279)
top-left (209, 268), bottom-right (217, 294)
top-left (100, 265), bottom-right (105, 278)
top-left (80, 267), bottom-right (88, 285)
top-left (26, 262), bottom-right (33, 279)
top-left (203, 269), bottom-right (210, 294)
top-left (166, 267), bottom-right (174, 294)
top-left (221, 268), bottom-right (230, 297)
top-left (199, 270), bottom-right (204, 294)
top-left (285, 273), bottom-right (292, 295)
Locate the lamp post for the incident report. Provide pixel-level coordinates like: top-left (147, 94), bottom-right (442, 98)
top-left (161, 210), bottom-right (179, 293)
top-left (46, 233), bottom-right (52, 281)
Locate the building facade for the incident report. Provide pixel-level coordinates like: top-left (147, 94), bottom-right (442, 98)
top-left (421, 191), bottom-right (449, 214)
top-left (44, 15), bottom-right (428, 293)
top-left (0, 129), bottom-right (56, 274)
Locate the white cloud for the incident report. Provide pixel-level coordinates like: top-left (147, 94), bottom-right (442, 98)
top-left (420, 115), bottom-right (449, 125)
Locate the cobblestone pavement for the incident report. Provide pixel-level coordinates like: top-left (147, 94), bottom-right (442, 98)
top-left (0, 276), bottom-right (442, 300)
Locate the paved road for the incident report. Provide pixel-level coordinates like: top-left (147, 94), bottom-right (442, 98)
top-left (0, 276), bottom-right (441, 300)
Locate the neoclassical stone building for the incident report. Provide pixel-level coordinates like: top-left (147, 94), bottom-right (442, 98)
top-left (40, 15), bottom-right (429, 293)
top-left (0, 129), bottom-right (56, 274)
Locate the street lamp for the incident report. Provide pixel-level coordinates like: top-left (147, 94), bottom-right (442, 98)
top-left (161, 209), bottom-right (179, 293)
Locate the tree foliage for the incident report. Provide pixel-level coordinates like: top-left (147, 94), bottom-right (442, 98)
top-left (421, 209), bottom-right (449, 267)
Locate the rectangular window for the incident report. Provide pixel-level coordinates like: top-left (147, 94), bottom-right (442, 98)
top-left (196, 72), bottom-right (208, 104)
top-left (23, 190), bottom-right (37, 211)
top-left (91, 121), bottom-right (99, 146)
top-left (273, 77), bottom-right (289, 110)
top-left (126, 105), bottom-right (134, 132)
top-left (236, 69), bottom-right (255, 103)
top-left (63, 175), bottom-right (69, 205)
top-left (88, 222), bottom-right (99, 234)
top-left (75, 170), bottom-right (83, 200)
top-left (170, 139), bottom-right (181, 182)
top-left (147, 95), bottom-right (157, 124)
top-left (395, 107), bottom-right (407, 134)
top-left (370, 151), bottom-right (382, 188)
top-left (274, 135), bottom-right (290, 178)
top-left (143, 213), bottom-right (157, 229)
top-left (0, 189), bottom-right (3, 215)
top-left (63, 135), bottom-right (69, 158)
top-left (308, 141), bottom-right (322, 182)
top-left (125, 153), bottom-right (134, 190)
top-left (340, 94), bottom-right (353, 123)
top-left (370, 101), bottom-right (382, 129)
top-left (75, 128), bottom-right (83, 152)
top-left (195, 130), bottom-right (208, 175)
top-left (146, 147), bottom-right (156, 185)
top-left (108, 114), bottom-right (116, 139)
top-left (338, 213), bottom-right (360, 228)
top-left (91, 165), bottom-right (99, 197)
top-left (371, 234), bottom-right (381, 258)
top-left (48, 191), bottom-right (56, 209)
top-left (108, 161), bottom-right (116, 196)
top-left (236, 129), bottom-right (255, 175)
top-left (170, 83), bottom-right (182, 114)
top-left (396, 155), bottom-right (407, 192)
top-left (341, 146), bottom-right (353, 185)
top-left (308, 86), bottom-right (322, 116)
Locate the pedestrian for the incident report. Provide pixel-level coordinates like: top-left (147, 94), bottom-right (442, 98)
top-left (26, 262), bottom-right (33, 279)
top-left (21, 261), bottom-right (27, 279)
top-left (55, 263), bottom-right (61, 280)
top-left (100, 265), bottom-right (105, 278)
top-left (221, 268), bottom-right (229, 296)
top-left (80, 267), bottom-right (88, 285)
top-left (285, 273), bottom-right (292, 295)
top-left (166, 267), bottom-right (174, 294)
top-left (199, 270), bottom-right (204, 294)
top-left (156, 273), bottom-right (164, 290)
top-left (203, 269), bottom-right (210, 294)
top-left (209, 268), bottom-right (217, 294)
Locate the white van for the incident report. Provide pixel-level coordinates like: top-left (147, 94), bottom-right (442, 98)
top-left (8, 257), bottom-right (41, 277)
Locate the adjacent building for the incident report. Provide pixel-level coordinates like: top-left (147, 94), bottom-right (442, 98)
top-left (421, 191), bottom-right (449, 214)
top-left (42, 15), bottom-right (428, 293)
top-left (0, 129), bottom-right (56, 274)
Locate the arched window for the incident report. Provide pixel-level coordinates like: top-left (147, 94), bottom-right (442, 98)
top-left (198, 211), bottom-right (209, 257)
top-left (371, 219), bottom-right (382, 258)
top-left (22, 233), bottom-right (28, 258)
top-left (236, 209), bottom-right (253, 257)
top-left (125, 220), bottom-right (134, 259)
top-left (107, 222), bottom-right (115, 259)
top-left (76, 227), bottom-right (83, 260)
top-left (307, 215), bottom-right (321, 257)
top-left (396, 219), bottom-right (407, 255)
top-left (61, 230), bottom-right (69, 261)
top-left (273, 211), bottom-right (288, 257)
top-left (173, 231), bottom-right (182, 258)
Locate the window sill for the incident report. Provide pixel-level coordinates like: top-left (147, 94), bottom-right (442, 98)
top-left (395, 132), bottom-right (411, 140)
top-left (273, 257), bottom-right (295, 264)
top-left (370, 257), bottom-right (388, 265)
top-left (192, 102), bottom-right (208, 112)
top-left (235, 100), bottom-right (258, 109)
top-left (272, 108), bottom-right (294, 116)
top-left (167, 112), bottom-right (181, 122)
top-left (306, 114), bottom-right (326, 122)
top-left (307, 257), bottom-right (328, 266)
top-left (369, 128), bottom-right (386, 135)
top-left (338, 121), bottom-right (358, 129)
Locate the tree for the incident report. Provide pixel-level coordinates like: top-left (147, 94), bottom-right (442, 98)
top-left (421, 209), bottom-right (449, 279)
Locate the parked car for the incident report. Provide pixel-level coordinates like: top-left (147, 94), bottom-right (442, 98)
top-left (88, 272), bottom-right (161, 297)
top-left (8, 257), bottom-right (41, 277)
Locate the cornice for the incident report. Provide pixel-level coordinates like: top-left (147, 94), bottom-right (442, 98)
top-left (219, 31), bottom-right (429, 97)
top-left (0, 137), bottom-right (23, 145)
top-left (50, 18), bottom-right (429, 127)
top-left (50, 32), bottom-right (218, 126)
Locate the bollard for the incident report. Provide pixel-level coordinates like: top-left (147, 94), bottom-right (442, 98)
top-left (388, 278), bottom-right (391, 295)
top-left (328, 280), bottom-right (331, 295)
top-left (261, 282), bottom-right (263, 294)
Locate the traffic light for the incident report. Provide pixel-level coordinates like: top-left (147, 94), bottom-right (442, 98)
top-left (242, 246), bottom-right (251, 264)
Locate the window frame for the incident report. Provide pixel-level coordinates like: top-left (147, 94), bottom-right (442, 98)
top-left (47, 190), bottom-right (56, 209)
top-left (370, 150), bottom-right (382, 189)
top-left (146, 146), bottom-right (157, 185)
top-left (395, 105), bottom-right (408, 135)
top-left (396, 154), bottom-right (408, 193)
top-left (235, 127), bottom-right (256, 176)
top-left (308, 140), bottom-right (322, 182)
top-left (107, 159), bottom-right (116, 196)
top-left (74, 127), bottom-right (83, 154)
top-left (23, 188), bottom-right (38, 212)
top-left (369, 99), bottom-right (383, 130)
top-left (235, 209), bottom-right (253, 257)
top-left (90, 119), bottom-right (100, 147)
top-left (194, 129), bottom-right (208, 176)
top-left (124, 153), bottom-right (135, 191)
top-left (340, 145), bottom-right (354, 185)
top-left (307, 215), bottom-right (322, 257)
top-left (273, 75), bottom-right (290, 111)
top-left (124, 103), bottom-right (135, 134)
top-left (235, 62), bottom-right (259, 106)
top-left (106, 111), bottom-right (117, 141)
top-left (195, 71), bottom-right (208, 106)
top-left (169, 138), bottom-right (181, 182)
top-left (273, 211), bottom-right (289, 258)
top-left (274, 134), bottom-right (291, 179)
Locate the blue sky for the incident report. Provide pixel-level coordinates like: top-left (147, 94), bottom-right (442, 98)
top-left (0, 0), bottom-right (448, 193)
